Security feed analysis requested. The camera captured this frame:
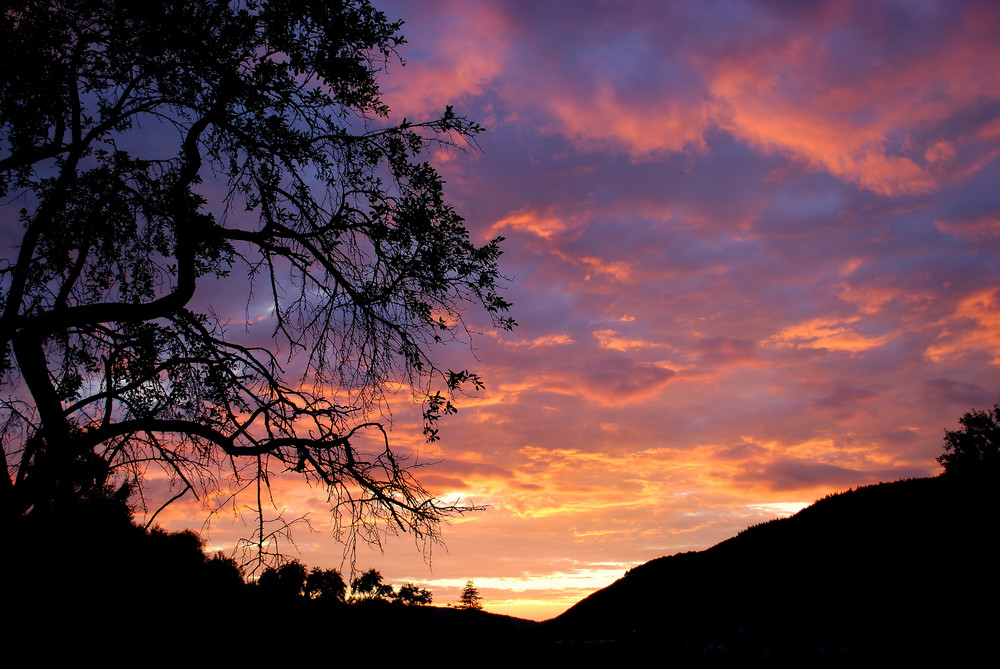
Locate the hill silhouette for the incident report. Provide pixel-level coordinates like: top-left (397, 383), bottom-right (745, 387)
top-left (539, 472), bottom-right (998, 661)
top-left (7, 470), bottom-right (996, 660)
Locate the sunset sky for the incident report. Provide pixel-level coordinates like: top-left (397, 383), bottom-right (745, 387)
top-left (146, 0), bottom-right (1000, 620)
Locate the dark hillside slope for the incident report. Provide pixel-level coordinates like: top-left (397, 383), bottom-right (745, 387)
top-left (542, 474), bottom-right (998, 659)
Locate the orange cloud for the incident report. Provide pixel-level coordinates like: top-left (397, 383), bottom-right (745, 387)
top-left (542, 80), bottom-right (709, 158)
top-left (490, 332), bottom-right (576, 348)
top-left (592, 328), bottom-right (664, 352)
top-left (926, 289), bottom-right (1000, 364)
top-left (491, 209), bottom-right (573, 240)
top-left (934, 214), bottom-right (1000, 241)
top-left (710, 31), bottom-right (1000, 194)
top-left (838, 284), bottom-right (903, 316)
top-left (766, 317), bottom-right (890, 353)
top-left (578, 255), bottom-right (634, 282)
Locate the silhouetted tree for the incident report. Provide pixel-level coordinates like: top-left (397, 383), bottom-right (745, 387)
top-left (305, 566), bottom-right (347, 602)
top-left (457, 579), bottom-right (483, 610)
top-left (395, 582), bottom-right (433, 606)
top-left (1, 0), bottom-right (510, 560)
top-left (937, 401), bottom-right (1000, 474)
top-left (258, 560), bottom-right (308, 598)
top-left (351, 568), bottom-right (394, 601)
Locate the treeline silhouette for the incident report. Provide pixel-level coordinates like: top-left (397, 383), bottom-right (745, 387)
top-left (253, 561), bottom-right (433, 607)
top-left (5, 472), bottom-right (528, 659)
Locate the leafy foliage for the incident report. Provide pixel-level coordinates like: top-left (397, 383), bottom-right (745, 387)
top-left (937, 401), bottom-right (1000, 474)
top-left (0, 0), bottom-right (511, 562)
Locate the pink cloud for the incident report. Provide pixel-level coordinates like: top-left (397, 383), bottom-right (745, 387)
top-left (926, 289), bottom-right (1000, 364)
top-left (380, 0), bottom-right (511, 119)
top-left (479, 0), bottom-right (1000, 195)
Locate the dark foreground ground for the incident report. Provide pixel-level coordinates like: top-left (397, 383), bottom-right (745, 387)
top-left (6, 472), bottom-right (997, 663)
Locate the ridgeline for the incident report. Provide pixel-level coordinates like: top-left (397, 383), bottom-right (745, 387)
top-left (538, 472), bottom-right (998, 661)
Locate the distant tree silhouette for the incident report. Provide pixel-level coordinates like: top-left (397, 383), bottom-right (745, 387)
top-left (257, 562), bottom-right (418, 604)
top-left (457, 579), bottom-right (483, 610)
top-left (351, 568), bottom-right (394, 601)
top-left (258, 560), bottom-right (308, 598)
top-left (395, 582), bottom-right (433, 606)
top-left (937, 401), bottom-right (1000, 474)
top-left (305, 567), bottom-right (347, 602)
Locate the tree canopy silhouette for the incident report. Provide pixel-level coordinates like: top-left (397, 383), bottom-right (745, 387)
top-left (306, 565), bottom-right (348, 602)
top-left (937, 401), bottom-right (1000, 474)
top-left (0, 0), bottom-right (512, 562)
top-left (350, 567), bottom-right (393, 601)
top-left (395, 581), bottom-right (432, 606)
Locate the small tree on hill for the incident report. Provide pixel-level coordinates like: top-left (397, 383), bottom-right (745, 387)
top-left (937, 401), bottom-right (1000, 474)
top-left (457, 579), bottom-right (483, 610)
